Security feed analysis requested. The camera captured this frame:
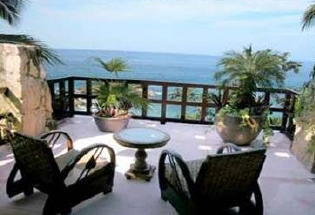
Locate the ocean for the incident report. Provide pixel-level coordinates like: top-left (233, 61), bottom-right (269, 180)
top-left (47, 49), bottom-right (314, 89)
top-left (47, 49), bottom-right (312, 120)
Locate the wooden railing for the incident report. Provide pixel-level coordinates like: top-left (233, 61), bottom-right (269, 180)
top-left (47, 76), bottom-right (298, 139)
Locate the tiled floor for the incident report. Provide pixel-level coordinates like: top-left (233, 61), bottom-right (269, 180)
top-left (0, 115), bottom-right (315, 215)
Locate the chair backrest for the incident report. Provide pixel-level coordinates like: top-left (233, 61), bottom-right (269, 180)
top-left (8, 132), bottom-right (64, 191)
top-left (194, 148), bottom-right (266, 207)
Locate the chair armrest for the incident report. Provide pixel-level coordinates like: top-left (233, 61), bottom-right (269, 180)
top-left (60, 144), bottom-right (115, 180)
top-left (40, 130), bottom-right (73, 151)
top-left (216, 143), bottom-right (241, 154)
top-left (158, 150), bottom-right (194, 196)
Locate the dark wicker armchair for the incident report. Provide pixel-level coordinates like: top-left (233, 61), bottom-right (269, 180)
top-left (158, 144), bottom-right (266, 215)
top-left (6, 130), bottom-right (115, 215)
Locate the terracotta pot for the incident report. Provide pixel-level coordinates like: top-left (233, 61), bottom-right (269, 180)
top-left (93, 114), bottom-right (130, 133)
top-left (215, 114), bottom-right (263, 146)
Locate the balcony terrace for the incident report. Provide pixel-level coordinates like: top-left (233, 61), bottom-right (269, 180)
top-left (1, 115), bottom-right (315, 215)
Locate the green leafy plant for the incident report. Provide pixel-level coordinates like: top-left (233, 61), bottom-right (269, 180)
top-left (94, 58), bottom-right (148, 118)
top-left (214, 46), bottom-right (300, 112)
top-left (295, 66), bottom-right (315, 152)
top-left (211, 46), bottom-right (301, 143)
top-left (298, 3), bottom-right (315, 152)
top-left (207, 89), bottom-right (229, 111)
top-left (295, 66), bottom-right (315, 117)
top-left (0, 110), bottom-right (19, 144)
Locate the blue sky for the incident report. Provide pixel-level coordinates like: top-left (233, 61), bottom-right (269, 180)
top-left (1, 0), bottom-right (315, 60)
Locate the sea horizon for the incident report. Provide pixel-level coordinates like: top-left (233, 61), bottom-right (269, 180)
top-left (55, 48), bottom-right (222, 59)
top-left (47, 48), bottom-right (314, 89)
top-left (54, 47), bottom-right (315, 62)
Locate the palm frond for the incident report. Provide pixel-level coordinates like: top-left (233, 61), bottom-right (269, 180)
top-left (302, 4), bottom-right (315, 30)
top-left (0, 0), bottom-right (23, 25)
top-left (0, 34), bottom-right (62, 67)
top-left (95, 57), bottom-right (129, 77)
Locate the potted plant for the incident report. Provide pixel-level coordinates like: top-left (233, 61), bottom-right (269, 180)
top-left (0, 111), bottom-right (19, 145)
top-left (291, 66), bottom-right (315, 172)
top-left (93, 57), bottom-right (148, 132)
top-left (211, 46), bottom-right (300, 146)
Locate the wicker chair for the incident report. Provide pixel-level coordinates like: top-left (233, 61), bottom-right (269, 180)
top-left (158, 144), bottom-right (266, 215)
top-left (6, 130), bottom-right (115, 215)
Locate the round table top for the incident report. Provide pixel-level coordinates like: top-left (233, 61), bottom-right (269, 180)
top-left (113, 127), bottom-right (170, 149)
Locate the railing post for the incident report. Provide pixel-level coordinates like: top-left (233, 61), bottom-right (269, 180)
top-left (181, 86), bottom-right (188, 120)
top-left (161, 84), bottom-right (168, 124)
top-left (142, 83), bottom-right (148, 118)
top-left (68, 77), bottom-right (75, 117)
top-left (289, 94), bottom-right (297, 139)
top-left (281, 92), bottom-right (291, 133)
top-left (201, 87), bottom-right (208, 122)
top-left (264, 91), bottom-right (271, 105)
top-left (86, 79), bottom-right (92, 114)
top-left (59, 80), bottom-right (65, 115)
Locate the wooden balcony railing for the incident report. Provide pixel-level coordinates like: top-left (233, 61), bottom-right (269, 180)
top-left (47, 76), bottom-right (298, 139)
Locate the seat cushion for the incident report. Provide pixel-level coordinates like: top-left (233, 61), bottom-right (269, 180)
top-left (56, 149), bottom-right (110, 171)
top-left (55, 149), bottom-right (81, 171)
top-left (165, 159), bottom-right (203, 196)
top-left (56, 149), bottom-right (110, 185)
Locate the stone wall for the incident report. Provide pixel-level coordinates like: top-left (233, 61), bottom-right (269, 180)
top-left (291, 125), bottom-right (315, 173)
top-left (0, 43), bottom-right (52, 136)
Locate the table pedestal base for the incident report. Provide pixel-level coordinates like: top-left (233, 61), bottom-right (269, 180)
top-left (124, 148), bottom-right (156, 181)
top-left (125, 164), bottom-right (156, 181)
top-left (114, 128), bottom-right (170, 182)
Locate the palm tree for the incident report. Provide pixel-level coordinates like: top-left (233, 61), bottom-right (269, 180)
top-left (302, 4), bottom-right (315, 30)
top-left (214, 46), bottom-right (301, 109)
top-left (0, 0), bottom-right (61, 66)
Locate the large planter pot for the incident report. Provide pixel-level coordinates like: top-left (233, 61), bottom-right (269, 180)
top-left (291, 125), bottom-right (315, 173)
top-left (215, 114), bottom-right (263, 146)
top-left (93, 114), bottom-right (130, 133)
